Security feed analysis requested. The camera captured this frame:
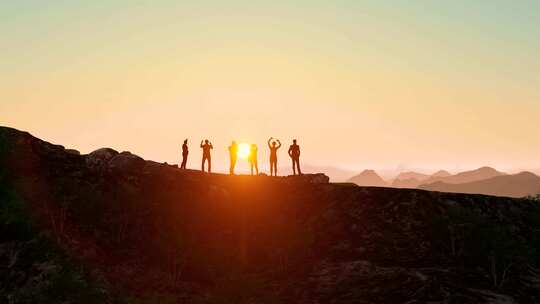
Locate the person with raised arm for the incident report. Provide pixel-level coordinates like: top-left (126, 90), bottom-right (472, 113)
top-left (267, 137), bottom-right (281, 176)
top-left (200, 139), bottom-right (213, 173)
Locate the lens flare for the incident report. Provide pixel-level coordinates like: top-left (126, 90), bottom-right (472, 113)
top-left (238, 143), bottom-right (251, 159)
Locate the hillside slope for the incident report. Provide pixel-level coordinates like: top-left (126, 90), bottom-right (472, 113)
top-left (1, 126), bottom-right (540, 303)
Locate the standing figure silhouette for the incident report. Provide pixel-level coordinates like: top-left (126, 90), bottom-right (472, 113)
top-left (180, 139), bottom-right (188, 169)
top-left (200, 139), bottom-right (213, 173)
top-left (267, 137), bottom-right (281, 176)
top-left (288, 139), bottom-right (302, 175)
top-left (228, 141), bottom-right (239, 175)
top-left (249, 144), bottom-right (258, 175)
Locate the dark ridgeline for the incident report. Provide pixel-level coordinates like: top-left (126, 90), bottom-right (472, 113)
top-left (1, 126), bottom-right (539, 303)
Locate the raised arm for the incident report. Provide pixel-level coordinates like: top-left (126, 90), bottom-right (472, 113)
top-left (277, 140), bottom-right (282, 149)
top-left (200, 140), bottom-right (204, 148)
top-left (209, 142), bottom-right (213, 149)
top-left (267, 137), bottom-right (273, 149)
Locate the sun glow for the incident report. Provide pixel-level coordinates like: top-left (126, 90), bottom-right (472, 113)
top-left (238, 143), bottom-right (251, 159)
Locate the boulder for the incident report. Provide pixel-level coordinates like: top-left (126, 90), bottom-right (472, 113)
top-left (107, 151), bottom-right (145, 174)
top-left (65, 149), bottom-right (81, 155)
top-left (86, 148), bottom-right (119, 169)
top-left (308, 173), bottom-right (330, 184)
top-left (286, 173), bottom-right (330, 184)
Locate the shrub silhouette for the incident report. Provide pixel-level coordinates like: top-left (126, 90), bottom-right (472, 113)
top-left (524, 197), bottom-right (540, 267)
top-left (432, 204), bottom-right (531, 289)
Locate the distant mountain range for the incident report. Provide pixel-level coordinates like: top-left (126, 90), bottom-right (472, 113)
top-left (419, 171), bottom-right (540, 198)
top-left (391, 169), bottom-right (453, 189)
top-left (394, 171), bottom-right (431, 181)
top-left (432, 170), bottom-right (452, 178)
top-left (348, 167), bottom-right (540, 198)
top-left (391, 178), bottom-right (425, 189)
top-left (422, 166), bottom-right (505, 185)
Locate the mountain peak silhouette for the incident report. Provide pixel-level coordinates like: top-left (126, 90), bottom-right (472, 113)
top-left (431, 170), bottom-right (451, 177)
top-left (347, 169), bottom-right (387, 187)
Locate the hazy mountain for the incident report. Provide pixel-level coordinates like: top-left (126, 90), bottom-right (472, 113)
top-left (394, 171), bottom-right (430, 181)
top-left (391, 171), bottom-right (430, 188)
top-left (423, 166), bottom-right (505, 185)
top-left (391, 178), bottom-right (423, 189)
top-left (391, 170), bottom-right (454, 189)
top-left (419, 171), bottom-right (540, 198)
top-left (348, 169), bottom-right (387, 187)
top-left (431, 170), bottom-right (452, 178)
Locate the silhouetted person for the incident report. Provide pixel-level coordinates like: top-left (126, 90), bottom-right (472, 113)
top-left (200, 139), bottom-right (213, 173)
top-left (268, 137), bottom-right (281, 176)
top-left (228, 141), bottom-right (238, 175)
top-left (180, 139), bottom-right (188, 169)
top-left (249, 144), bottom-right (258, 175)
top-left (288, 139), bottom-right (302, 175)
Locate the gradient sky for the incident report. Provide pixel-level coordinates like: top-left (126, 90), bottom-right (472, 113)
top-left (1, 1), bottom-right (539, 174)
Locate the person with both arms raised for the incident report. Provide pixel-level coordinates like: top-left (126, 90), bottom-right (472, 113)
top-left (268, 137), bottom-right (281, 176)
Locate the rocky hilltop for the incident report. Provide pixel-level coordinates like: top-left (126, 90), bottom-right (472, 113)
top-left (1, 126), bottom-right (540, 304)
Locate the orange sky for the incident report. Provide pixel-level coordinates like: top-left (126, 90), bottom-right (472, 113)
top-left (1, 1), bottom-right (539, 175)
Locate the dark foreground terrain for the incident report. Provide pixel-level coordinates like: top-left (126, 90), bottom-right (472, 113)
top-left (1, 126), bottom-right (540, 303)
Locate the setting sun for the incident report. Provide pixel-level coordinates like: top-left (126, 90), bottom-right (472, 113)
top-left (238, 143), bottom-right (251, 159)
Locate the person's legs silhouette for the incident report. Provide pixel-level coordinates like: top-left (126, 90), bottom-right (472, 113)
top-left (181, 155), bottom-right (187, 169)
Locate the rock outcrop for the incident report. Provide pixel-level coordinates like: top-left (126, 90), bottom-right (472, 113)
top-left (86, 147), bottom-right (119, 169)
top-left (108, 151), bottom-right (146, 174)
top-left (1, 126), bottom-right (539, 304)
